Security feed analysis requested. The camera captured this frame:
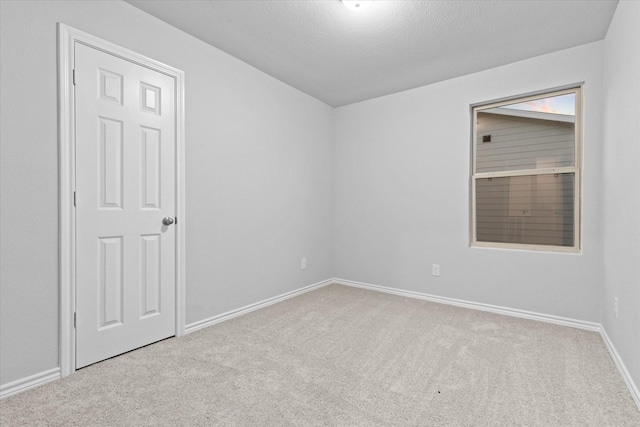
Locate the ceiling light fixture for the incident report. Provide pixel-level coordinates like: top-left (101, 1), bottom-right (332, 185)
top-left (342, 0), bottom-right (373, 11)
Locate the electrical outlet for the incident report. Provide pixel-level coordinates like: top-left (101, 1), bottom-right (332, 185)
top-left (432, 264), bottom-right (440, 277)
top-left (614, 297), bottom-right (618, 318)
top-left (301, 258), bottom-right (307, 270)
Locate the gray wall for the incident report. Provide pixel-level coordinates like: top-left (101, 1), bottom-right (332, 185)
top-left (0, 0), bottom-right (333, 385)
top-left (333, 41), bottom-right (604, 322)
top-left (602, 0), bottom-right (640, 392)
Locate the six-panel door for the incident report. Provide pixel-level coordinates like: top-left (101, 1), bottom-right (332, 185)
top-left (75, 43), bottom-right (176, 368)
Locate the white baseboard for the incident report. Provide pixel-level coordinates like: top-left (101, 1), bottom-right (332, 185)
top-left (600, 327), bottom-right (640, 409)
top-left (185, 279), bottom-right (333, 334)
top-left (333, 278), bottom-right (600, 331)
top-left (0, 367), bottom-right (60, 399)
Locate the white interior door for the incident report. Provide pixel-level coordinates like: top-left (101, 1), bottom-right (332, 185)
top-left (75, 42), bottom-right (176, 368)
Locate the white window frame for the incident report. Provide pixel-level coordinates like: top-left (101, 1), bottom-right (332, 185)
top-left (470, 86), bottom-right (582, 253)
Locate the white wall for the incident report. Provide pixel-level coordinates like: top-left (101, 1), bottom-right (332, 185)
top-left (333, 42), bottom-right (604, 322)
top-left (602, 0), bottom-right (640, 392)
top-left (0, 0), bottom-right (333, 385)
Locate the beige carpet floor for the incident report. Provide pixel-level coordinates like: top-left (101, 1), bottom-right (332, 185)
top-left (2, 284), bottom-right (639, 426)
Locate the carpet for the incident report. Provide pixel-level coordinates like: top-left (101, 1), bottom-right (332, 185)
top-left (2, 284), bottom-right (639, 426)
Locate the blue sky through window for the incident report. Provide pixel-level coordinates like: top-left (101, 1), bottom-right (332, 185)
top-left (499, 93), bottom-right (575, 116)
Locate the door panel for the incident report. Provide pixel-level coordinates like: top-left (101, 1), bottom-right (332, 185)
top-left (98, 236), bottom-right (123, 329)
top-left (75, 43), bottom-right (176, 368)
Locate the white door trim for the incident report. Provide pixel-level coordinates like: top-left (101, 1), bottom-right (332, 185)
top-left (57, 23), bottom-right (186, 377)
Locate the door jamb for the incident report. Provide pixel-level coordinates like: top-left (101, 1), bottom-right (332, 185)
top-left (57, 23), bottom-right (186, 377)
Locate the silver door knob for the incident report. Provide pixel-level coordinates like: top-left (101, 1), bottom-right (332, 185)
top-left (162, 217), bottom-right (174, 226)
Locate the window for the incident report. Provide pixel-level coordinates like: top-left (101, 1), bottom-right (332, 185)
top-left (471, 87), bottom-right (581, 252)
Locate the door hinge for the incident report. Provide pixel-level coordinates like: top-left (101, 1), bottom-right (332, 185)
top-left (73, 191), bottom-right (76, 207)
top-left (74, 312), bottom-right (77, 328)
top-left (175, 217), bottom-right (177, 225)
top-left (72, 69), bottom-right (76, 86)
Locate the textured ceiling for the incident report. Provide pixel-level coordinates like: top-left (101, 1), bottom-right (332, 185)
top-left (126, 0), bottom-right (618, 107)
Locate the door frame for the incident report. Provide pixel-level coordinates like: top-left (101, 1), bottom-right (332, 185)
top-left (57, 23), bottom-right (186, 377)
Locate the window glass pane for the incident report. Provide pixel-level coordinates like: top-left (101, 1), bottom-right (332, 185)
top-left (499, 93), bottom-right (575, 115)
top-left (476, 173), bottom-right (575, 247)
top-left (476, 94), bottom-right (575, 173)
